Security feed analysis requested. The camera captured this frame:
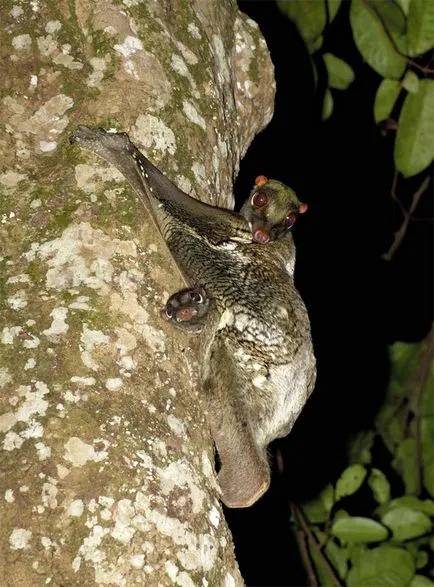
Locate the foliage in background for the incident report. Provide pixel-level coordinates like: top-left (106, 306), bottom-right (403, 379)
top-left (277, 0), bottom-right (434, 179)
top-left (277, 1), bottom-right (433, 585)
top-left (291, 334), bottom-right (433, 587)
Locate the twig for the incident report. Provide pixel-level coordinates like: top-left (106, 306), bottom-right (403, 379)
top-left (291, 502), bottom-right (342, 587)
top-left (382, 175), bottom-right (431, 261)
top-left (290, 502), bottom-right (319, 587)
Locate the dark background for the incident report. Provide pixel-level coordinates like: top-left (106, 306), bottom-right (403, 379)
top-left (228, 2), bottom-right (433, 585)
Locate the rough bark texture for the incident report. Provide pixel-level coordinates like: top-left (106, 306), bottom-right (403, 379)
top-left (0, 0), bottom-right (275, 584)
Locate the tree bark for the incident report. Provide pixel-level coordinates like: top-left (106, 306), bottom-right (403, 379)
top-left (0, 1), bottom-right (275, 584)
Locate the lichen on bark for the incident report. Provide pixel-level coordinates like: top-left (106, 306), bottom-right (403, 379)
top-left (0, 0), bottom-right (275, 584)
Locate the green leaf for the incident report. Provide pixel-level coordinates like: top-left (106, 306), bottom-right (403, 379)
top-left (382, 507), bottom-right (432, 541)
top-left (415, 550), bottom-right (429, 569)
top-left (402, 71), bottom-right (420, 94)
top-left (374, 79), bottom-right (401, 123)
top-left (335, 464), bottom-right (367, 500)
top-left (348, 543), bottom-right (367, 567)
top-left (324, 53), bottom-right (355, 90)
top-left (322, 88), bottom-right (334, 120)
top-left (370, 0), bottom-right (409, 54)
top-left (325, 537), bottom-right (349, 580)
top-left (309, 540), bottom-right (335, 587)
top-left (327, 0), bottom-right (342, 23)
top-left (334, 509), bottom-right (350, 521)
top-left (390, 341), bottom-right (423, 384)
top-left (368, 468), bottom-right (391, 504)
top-left (302, 497), bottom-right (329, 524)
top-left (331, 516), bottom-right (389, 543)
top-left (348, 429), bottom-right (374, 465)
top-left (277, 0), bottom-right (326, 45)
top-left (421, 415), bottom-right (434, 497)
top-left (347, 545), bottom-right (415, 587)
top-left (308, 34), bottom-right (324, 54)
top-left (320, 483), bottom-right (335, 512)
top-left (350, 0), bottom-right (407, 79)
top-left (393, 438), bottom-right (418, 494)
top-left (410, 575), bottom-right (434, 587)
top-left (389, 496), bottom-right (434, 515)
top-left (408, 0), bottom-right (434, 57)
top-left (395, 79), bottom-right (434, 177)
top-left (397, 0), bottom-right (412, 15)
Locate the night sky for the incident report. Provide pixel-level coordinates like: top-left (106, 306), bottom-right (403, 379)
top-left (229, 2), bottom-right (433, 585)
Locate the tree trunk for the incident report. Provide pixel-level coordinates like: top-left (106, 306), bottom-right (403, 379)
top-left (0, 1), bottom-right (275, 584)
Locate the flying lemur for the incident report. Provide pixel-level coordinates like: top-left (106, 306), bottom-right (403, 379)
top-left (70, 126), bottom-right (316, 508)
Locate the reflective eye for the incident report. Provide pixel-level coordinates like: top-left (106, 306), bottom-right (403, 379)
top-left (162, 306), bottom-right (173, 320)
top-left (252, 191), bottom-right (268, 208)
top-left (190, 291), bottom-right (203, 303)
top-left (284, 213), bottom-right (297, 228)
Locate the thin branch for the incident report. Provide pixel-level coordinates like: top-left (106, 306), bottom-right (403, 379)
top-left (290, 502), bottom-right (319, 587)
top-left (382, 175), bottom-right (431, 261)
top-left (291, 503), bottom-right (342, 587)
top-left (406, 57), bottom-right (434, 75)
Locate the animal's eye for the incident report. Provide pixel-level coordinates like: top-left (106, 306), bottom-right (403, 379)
top-left (284, 213), bottom-right (297, 228)
top-left (190, 291), bottom-right (203, 303)
top-left (164, 306), bottom-right (173, 319)
top-left (252, 192), bottom-right (268, 208)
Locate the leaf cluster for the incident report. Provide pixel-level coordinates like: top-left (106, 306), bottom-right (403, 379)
top-left (277, 0), bottom-right (434, 177)
top-left (293, 335), bottom-right (434, 586)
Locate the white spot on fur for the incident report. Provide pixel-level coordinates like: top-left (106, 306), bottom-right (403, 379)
top-left (217, 308), bottom-right (234, 330)
top-left (252, 374), bottom-right (267, 388)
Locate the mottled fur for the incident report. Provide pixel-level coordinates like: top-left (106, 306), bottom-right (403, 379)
top-left (70, 127), bottom-right (316, 507)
